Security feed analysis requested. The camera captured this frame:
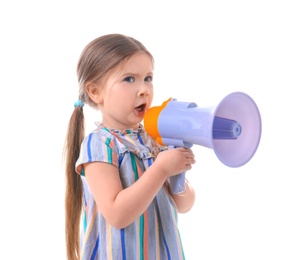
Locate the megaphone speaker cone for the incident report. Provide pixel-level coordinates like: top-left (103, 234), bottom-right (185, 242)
top-left (212, 92), bottom-right (262, 167)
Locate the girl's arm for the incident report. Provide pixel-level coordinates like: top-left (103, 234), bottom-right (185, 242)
top-left (84, 147), bottom-right (194, 229)
top-left (169, 179), bottom-right (195, 213)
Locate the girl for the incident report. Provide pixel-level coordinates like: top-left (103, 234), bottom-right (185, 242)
top-left (64, 34), bottom-right (196, 260)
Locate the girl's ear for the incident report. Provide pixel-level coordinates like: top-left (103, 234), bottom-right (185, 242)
top-left (86, 82), bottom-right (102, 104)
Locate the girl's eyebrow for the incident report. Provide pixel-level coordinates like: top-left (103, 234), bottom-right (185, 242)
top-left (120, 71), bottom-right (153, 77)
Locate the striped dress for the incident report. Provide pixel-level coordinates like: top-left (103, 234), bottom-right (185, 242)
top-left (75, 123), bottom-right (186, 260)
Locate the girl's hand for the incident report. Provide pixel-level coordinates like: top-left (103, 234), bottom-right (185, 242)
top-left (154, 147), bottom-right (195, 178)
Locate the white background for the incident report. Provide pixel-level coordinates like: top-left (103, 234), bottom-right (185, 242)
top-left (1, 1), bottom-right (283, 259)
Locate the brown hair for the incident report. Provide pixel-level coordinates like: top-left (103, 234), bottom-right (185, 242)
top-left (63, 34), bottom-right (153, 260)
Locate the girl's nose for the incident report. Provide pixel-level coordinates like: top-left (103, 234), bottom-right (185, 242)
top-left (138, 83), bottom-right (150, 96)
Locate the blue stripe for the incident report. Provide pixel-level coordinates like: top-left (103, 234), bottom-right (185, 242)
top-left (87, 133), bottom-right (93, 162)
top-left (90, 235), bottom-right (100, 260)
top-left (155, 197), bottom-right (171, 260)
top-left (162, 233), bottom-right (171, 260)
top-left (118, 154), bottom-right (124, 167)
top-left (148, 157), bottom-right (153, 167)
top-left (137, 133), bottom-right (152, 167)
top-left (137, 133), bottom-right (143, 144)
top-left (120, 229), bottom-right (126, 260)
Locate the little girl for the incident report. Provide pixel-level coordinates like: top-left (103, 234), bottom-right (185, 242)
top-left (64, 33), bottom-right (196, 260)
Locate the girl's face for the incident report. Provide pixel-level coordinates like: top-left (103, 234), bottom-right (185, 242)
top-left (99, 53), bottom-right (154, 131)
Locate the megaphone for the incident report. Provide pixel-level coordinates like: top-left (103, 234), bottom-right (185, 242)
top-left (144, 92), bottom-right (262, 193)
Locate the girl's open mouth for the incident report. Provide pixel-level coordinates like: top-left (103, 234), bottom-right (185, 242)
top-left (135, 104), bottom-right (146, 113)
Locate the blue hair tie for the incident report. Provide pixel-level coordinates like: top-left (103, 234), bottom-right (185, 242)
top-left (74, 100), bottom-right (84, 108)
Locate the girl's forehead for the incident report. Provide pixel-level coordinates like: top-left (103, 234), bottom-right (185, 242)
top-left (106, 53), bottom-right (153, 80)
top-left (120, 53), bottom-right (153, 71)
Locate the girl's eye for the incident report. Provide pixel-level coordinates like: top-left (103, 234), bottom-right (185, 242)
top-left (145, 76), bottom-right (153, 82)
top-left (124, 76), bottom-right (134, 83)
